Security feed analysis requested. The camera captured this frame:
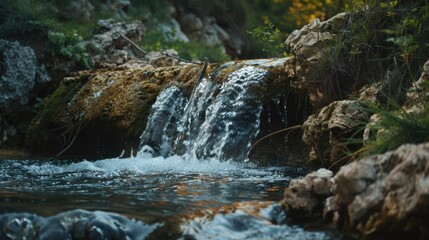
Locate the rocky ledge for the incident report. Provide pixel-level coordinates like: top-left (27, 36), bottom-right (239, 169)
top-left (283, 142), bottom-right (429, 239)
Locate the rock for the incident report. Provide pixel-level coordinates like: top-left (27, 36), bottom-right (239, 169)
top-left (178, 13), bottom-right (203, 33)
top-left (302, 100), bottom-right (371, 169)
top-left (285, 12), bottom-right (355, 108)
top-left (324, 142), bottom-right (429, 238)
top-left (146, 49), bottom-right (181, 67)
top-left (0, 40), bottom-right (37, 111)
top-left (282, 168), bottom-right (333, 219)
top-left (158, 19), bottom-right (190, 43)
top-left (36, 65), bottom-right (52, 84)
top-left (0, 210), bottom-right (159, 240)
top-left (88, 19), bottom-right (145, 65)
top-left (405, 59), bottom-right (429, 114)
top-left (285, 12), bottom-right (350, 61)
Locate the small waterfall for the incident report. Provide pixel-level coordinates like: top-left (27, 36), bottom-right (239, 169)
top-left (140, 65), bottom-right (268, 161)
top-left (139, 86), bottom-right (187, 156)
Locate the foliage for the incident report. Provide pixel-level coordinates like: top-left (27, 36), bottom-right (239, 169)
top-left (248, 19), bottom-right (287, 58)
top-left (344, 0), bottom-right (429, 158)
top-left (358, 102), bottom-right (429, 157)
top-left (47, 31), bottom-right (90, 68)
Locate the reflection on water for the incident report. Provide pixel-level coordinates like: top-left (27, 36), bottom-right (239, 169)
top-left (0, 156), bottom-right (342, 239)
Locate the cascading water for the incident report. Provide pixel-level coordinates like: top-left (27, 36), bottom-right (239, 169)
top-left (0, 59), bottom-right (340, 239)
top-left (140, 65), bottom-right (267, 161)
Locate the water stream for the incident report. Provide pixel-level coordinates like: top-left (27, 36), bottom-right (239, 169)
top-left (0, 61), bottom-right (343, 239)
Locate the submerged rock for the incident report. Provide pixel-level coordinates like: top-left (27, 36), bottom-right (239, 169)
top-left (0, 209), bottom-right (159, 239)
top-left (181, 201), bottom-right (339, 240)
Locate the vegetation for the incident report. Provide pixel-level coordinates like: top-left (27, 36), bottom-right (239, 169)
top-left (329, 0), bottom-right (429, 159)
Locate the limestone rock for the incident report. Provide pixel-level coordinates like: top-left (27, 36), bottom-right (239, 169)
top-left (325, 142), bottom-right (429, 238)
top-left (282, 169), bottom-right (333, 218)
top-left (158, 19), bottom-right (190, 43)
top-left (146, 49), bottom-right (180, 67)
top-left (285, 12), bottom-right (350, 61)
top-left (88, 19), bottom-right (145, 65)
top-left (0, 40), bottom-right (37, 110)
top-left (285, 12), bottom-right (354, 108)
top-left (302, 100), bottom-right (370, 168)
top-left (178, 13), bottom-right (203, 33)
top-left (405, 59), bottom-right (429, 114)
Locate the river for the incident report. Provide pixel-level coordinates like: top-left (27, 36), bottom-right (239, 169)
top-left (0, 153), bottom-right (344, 239)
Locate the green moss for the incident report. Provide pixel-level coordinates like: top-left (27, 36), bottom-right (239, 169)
top-left (26, 81), bottom-right (82, 147)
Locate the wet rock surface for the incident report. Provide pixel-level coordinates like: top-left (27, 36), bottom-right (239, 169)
top-left (28, 58), bottom-right (295, 160)
top-left (181, 202), bottom-right (340, 240)
top-left (0, 209), bottom-right (159, 240)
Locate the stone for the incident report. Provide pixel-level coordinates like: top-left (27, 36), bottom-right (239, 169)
top-left (146, 49), bottom-right (180, 67)
top-left (284, 12), bottom-right (354, 108)
top-left (158, 19), bottom-right (190, 43)
top-left (88, 19), bottom-right (145, 65)
top-left (282, 168), bottom-right (333, 218)
top-left (0, 40), bottom-right (37, 111)
top-left (178, 13), bottom-right (203, 33)
top-left (324, 142), bottom-right (429, 238)
top-left (302, 100), bottom-right (371, 168)
top-left (285, 12), bottom-right (350, 60)
top-left (405, 59), bottom-right (429, 114)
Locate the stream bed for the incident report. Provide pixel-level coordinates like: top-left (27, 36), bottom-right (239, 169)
top-left (0, 154), bottom-right (344, 239)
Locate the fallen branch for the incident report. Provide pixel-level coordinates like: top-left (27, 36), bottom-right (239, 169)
top-left (117, 31), bottom-right (146, 55)
top-left (247, 125), bottom-right (302, 157)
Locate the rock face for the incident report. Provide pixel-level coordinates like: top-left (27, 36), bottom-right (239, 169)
top-left (282, 142), bottom-right (429, 238)
top-left (27, 58), bottom-right (298, 160)
top-left (285, 12), bottom-right (355, 108)
top-left (0, 40), bottom-right (37, 110)
top-left (88, 19), bottom-right (145, 66)
top-left (302, 100), bottom-right (371, 168)
top-left (285, 12), bottom-right (350, 61)
top-left (175, 10), bottom-right (245, 57)
top-left (0, 40), bottom-right (52, 147)
top-left (282, 168), bottom-right (333, 219)
top-left (325, 142), bottom-right (429, 238)
top-left (26, 63), bottom-right (200, 158)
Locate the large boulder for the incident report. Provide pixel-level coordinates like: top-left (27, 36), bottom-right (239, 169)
top-left (0, 40), bottom-right (37, 110)
top-left (302, 100), bottom-right (371, 169)
top-left (325, 142), bottom-right (429, 238)
top-left (0, 40), bottom-right (51, 147)
top-left (285, 12), bottom-right (355, 108)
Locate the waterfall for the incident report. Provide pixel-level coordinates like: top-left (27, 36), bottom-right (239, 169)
top-left (140, 65), bottom-right (268, 161)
